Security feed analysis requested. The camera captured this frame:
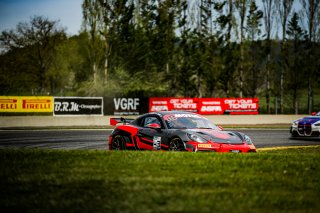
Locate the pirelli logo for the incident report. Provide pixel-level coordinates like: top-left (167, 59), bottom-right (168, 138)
top-left (198, 144), bottom-right (212, 148)
top-left (22, 99), bottom-right (51, 109)
top-left (0, 98), bottom-right (18, 110)
top-left (0, 96), bottom-right (53, 113)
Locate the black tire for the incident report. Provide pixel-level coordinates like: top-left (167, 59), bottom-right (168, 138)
top-left (290, 130), bottom-right (299, 138)
top-left (169, 138), bottom-right (185, 151)
top-left (111, 135), bottom-right (127, 150)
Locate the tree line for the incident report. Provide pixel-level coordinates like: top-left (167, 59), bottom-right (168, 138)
top-left (0, 0), bottom-right (320, 114)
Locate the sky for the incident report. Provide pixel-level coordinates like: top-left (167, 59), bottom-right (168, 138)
top-left (0, 0), bottom-right (83, 36)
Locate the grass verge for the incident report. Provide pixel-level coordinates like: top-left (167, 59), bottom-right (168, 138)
top-left (1, 147), bottom-right (320, 212)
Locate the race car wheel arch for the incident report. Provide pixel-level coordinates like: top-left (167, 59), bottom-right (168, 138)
top-left (169, 137), bottom-right (186, 151)
top-left (111, 135), bottom-right (129, 150)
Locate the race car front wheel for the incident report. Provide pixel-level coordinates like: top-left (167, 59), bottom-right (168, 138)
top-left (111, 135), bottom-right (127, 150)
top-left (169, 138), bottom-right (185, 151)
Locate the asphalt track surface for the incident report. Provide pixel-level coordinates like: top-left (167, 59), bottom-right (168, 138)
top-left (0, 129), bottom-right (319, 150)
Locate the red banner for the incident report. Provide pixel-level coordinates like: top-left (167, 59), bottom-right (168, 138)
top-left (149, 97), bottom-right (259, 115)
top-left (223, 98), bottom-right (259, 115)
top-left (198, 98), bottom-right (224, 114)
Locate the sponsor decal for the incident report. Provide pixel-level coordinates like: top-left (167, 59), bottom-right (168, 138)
top-left (153, 136), bottom-right (161, 150)
top-left (173, 114), bottom-right (201, 118)
top-left (198, 144), bottom-right (211, 148)
top-left (248, 145), bottom-right (256, 149)
top-left (0, 96), bottom-right (53, 113)
top-left (54, 97), bottom-right (103, 116)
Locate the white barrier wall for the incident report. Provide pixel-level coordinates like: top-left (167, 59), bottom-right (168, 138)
top-left (0, 115), bottom-right (306, 128)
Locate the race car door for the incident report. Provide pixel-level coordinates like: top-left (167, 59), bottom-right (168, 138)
top-left (136, 115), bottom-right (168, 150)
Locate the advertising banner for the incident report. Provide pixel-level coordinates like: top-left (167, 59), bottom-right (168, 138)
top-left (103, 97), bottom-right (149, 115)
top-left (168, 98), bottom-right (198, 112)
top-left (148, 98), bottom-right (169, 112)
top-left (0, 96), bottom-right (53, 113)
top-left (224, 98), bottom-right (259, 115)
top-left (198, 98), bottom-right (224, 115)
top-left (149, 97), bottom-right (259, 115)
top-left (149, 98), bottom-right (198, 112)
top-left (54, 97), bottom-right (103, 116)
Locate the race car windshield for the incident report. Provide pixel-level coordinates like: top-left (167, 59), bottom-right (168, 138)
top-left (164, 114), bottom-right (219, 130)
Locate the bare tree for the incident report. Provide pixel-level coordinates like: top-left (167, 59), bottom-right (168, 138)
top-left (275, 0), bottom-right (294, 114)
top-left (82, 0), bottom-right (105, 85)
top-left (262, 0), bottom-right (275, 114)
top-left (300, 0), bottom-right (320, 113)
top-left (235, 0), bottom-right (250, 98)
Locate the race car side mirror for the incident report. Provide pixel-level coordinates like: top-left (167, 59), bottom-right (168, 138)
top-left (147, 123), bottom-right (161, 130)
top-left (218, 125), bottom-right (223, 131)
top-left (311, 112), bottom-right (316, 116)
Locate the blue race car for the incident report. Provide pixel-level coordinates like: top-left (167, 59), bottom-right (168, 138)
top-left (290, 112), bottom-right (320, 137)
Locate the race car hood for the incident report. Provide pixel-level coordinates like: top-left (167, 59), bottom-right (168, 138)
top-left (187, 129), bottom-right (244, 144)
top-left (297, 116), bottom-right (320, 125)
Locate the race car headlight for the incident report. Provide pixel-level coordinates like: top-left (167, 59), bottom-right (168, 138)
top-left (187, 133), bottom-right (207, 143)
top-left (292, 121), bottom-right (298, 127)
top-left (244, 135), bottom-right (253, 145)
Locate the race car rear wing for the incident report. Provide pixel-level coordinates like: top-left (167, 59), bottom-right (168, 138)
top-left (110, 117), bottom-right (135, 126)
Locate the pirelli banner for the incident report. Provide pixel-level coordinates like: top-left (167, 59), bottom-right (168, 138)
top-left (149, 97), bottom-right (259, 115)
top-left (0, 96), bottom-right (103, 115)
top-left (0, 96), bottom-right (53, 113)
top-left (54, 97), bottom-right (103, 116)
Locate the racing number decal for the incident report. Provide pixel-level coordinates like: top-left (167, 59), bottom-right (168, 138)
top-left (153, 136), bottom-right (161, 150)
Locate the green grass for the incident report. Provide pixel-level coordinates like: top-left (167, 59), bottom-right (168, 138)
top-left (1, 147), bottom-right (320, 212)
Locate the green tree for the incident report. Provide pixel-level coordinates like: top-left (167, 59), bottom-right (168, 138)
top-left (213, 0), bottom-right (238, 97)
top-left (286, 12), bottom-right (306, 114)
top-left (245, 0), bottom-right (263, 97)
top-left (0, 16), bottom-right (66, 95)
top-left (82, 0), bottom-right (105, 92)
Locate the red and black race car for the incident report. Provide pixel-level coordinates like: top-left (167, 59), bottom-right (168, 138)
top-left (109, 111), bottom-right (256, 152)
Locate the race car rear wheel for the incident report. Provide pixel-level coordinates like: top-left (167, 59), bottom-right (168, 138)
top-left (111, 135), bottom-right (127, 150)
top-left (169, 138), bottom-right (185, 151)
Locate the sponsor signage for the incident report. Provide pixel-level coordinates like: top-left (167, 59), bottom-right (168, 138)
top-left (149, 98), bottom-right (198, 112)
top-left (149, 98), bottom-right (169, 112)
top-left (0, 96), bottom-right (53, 113)
top-left (169, 98), bottom-right (198, 112)
top-left (53, 97), bottom-right (103, 116)
top-left (224, 98), bottom-right (259, 115)
top-left (149, 97), bottom-right (259, 115)
top-left (113, 98), bottom-right (140, 115)
top-left (104, 97), bottom-right (148, 115)
top-left (198, 98), bottom-right (224, 115)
